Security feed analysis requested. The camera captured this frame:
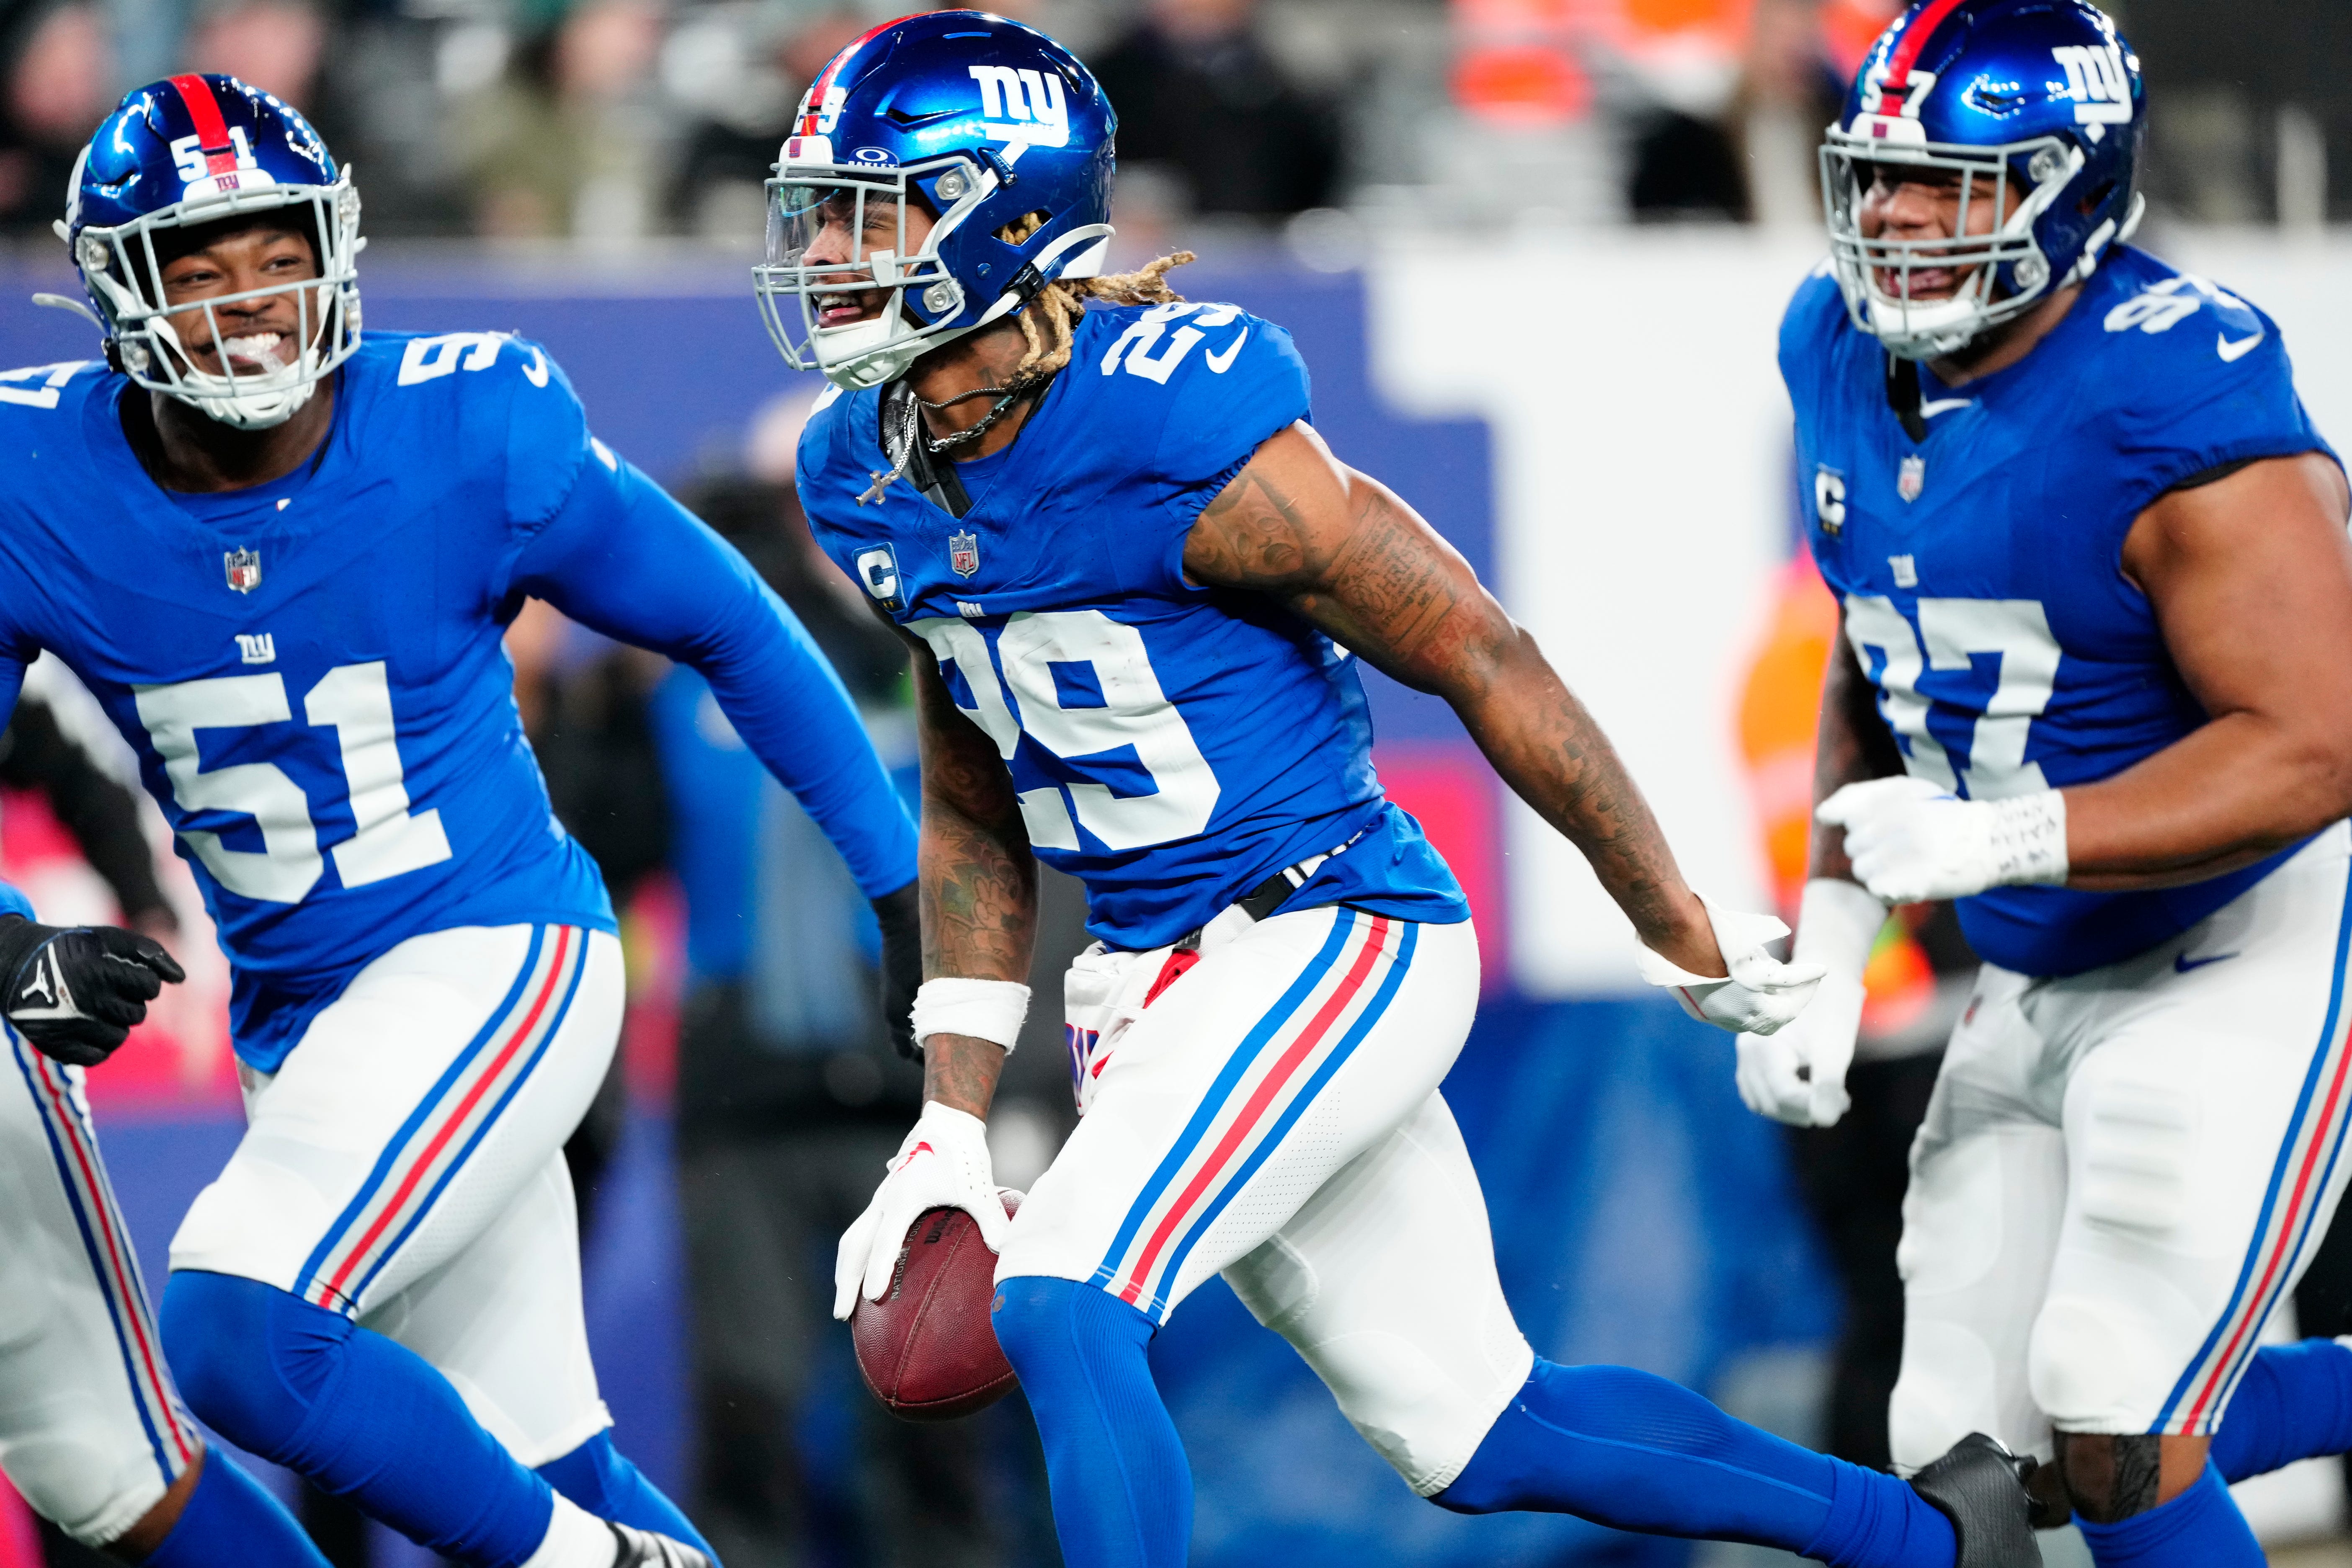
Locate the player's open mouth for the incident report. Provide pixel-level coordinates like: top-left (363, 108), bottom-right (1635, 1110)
top-left (216, 331), bottom-right (292, 371)
top-left (816, 294), bottom-right (884, 328)
top-left (1877, 266), bottom-right (1963, 302)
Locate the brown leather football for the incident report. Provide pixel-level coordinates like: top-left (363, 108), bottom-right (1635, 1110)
top-left (850, 1193), bottom-right (1020, 1421)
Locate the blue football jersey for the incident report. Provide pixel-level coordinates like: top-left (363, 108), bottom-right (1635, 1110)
top-left (797, 301), bottom-right (1468, 950)
top-left (0, 330), bottom-right (917, 1069)
top-left (1782, 247), bottom-right (2340, 976)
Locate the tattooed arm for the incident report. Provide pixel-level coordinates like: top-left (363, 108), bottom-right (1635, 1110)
top-left (1184, 422), bottom-right (1724, 977)
top-left (906, 637), bottom-right (1038, 1118)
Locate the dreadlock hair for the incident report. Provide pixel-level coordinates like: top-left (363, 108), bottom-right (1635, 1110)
top-left (995, 211), bottom-right (1192, 386)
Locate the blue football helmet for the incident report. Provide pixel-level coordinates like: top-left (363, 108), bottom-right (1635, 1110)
top-left (60, 73), bottom-right (361, 428)
top-left (752, 11), bottom-right (1117, 391)
top-left (1821, 0), bottom-right (2146, 358)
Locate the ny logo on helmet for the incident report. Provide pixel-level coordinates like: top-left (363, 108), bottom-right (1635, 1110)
top-left (2051, 45), bottom-right (2133, 125)
top-left (968, 66), bottom-right (1069, 150)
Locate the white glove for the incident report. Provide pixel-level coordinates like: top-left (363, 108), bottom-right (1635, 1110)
top-left (1735, 879), bottom-right (1885, 1127)
top-left (832, 1101), bottom-right (1016, 1320)
top-left (1635, 893), bottom-right (1828, 1037)
top-left (1817, 776), bottom-right (2068, 904)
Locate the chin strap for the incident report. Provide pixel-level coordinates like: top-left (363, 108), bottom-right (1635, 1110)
top-left (1885, 353), bottom-right (1928, 444)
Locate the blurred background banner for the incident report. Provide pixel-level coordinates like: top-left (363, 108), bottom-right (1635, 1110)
top-left (6, 0), bottom-right (2352, 1563)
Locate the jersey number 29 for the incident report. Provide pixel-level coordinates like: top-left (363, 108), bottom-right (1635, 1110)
top-left (913, 611), bottom-right (1220, 852)
top-left (134, 662), bottom-right (453, 903)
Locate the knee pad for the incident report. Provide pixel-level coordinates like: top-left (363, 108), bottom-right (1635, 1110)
top-left (1225, 1225), bottom-right (1530, 1497)
top-left (160, 1271), bottom-right (352, 1462)
top-left (0, 1427), bottom-right (171, 1546)
top-left (1301, 1328), bottom-right (1514, 1495)
top-left (2029, 1295), bottom-right (2174, 1435)
top-left (1887, 1319), bottom-right (2005, 1472)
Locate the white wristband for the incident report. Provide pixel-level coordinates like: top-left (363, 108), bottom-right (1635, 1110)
top-left (910, 977), bottom-right (1031, 1052)
top-left (1793, 877), bottom-right (1890, 985)
top-left (1986, 791), bottom-right (2069, 886)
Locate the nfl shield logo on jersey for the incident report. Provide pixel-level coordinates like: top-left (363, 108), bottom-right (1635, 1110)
top-left (948, 530), bottom-right (980, 578)
top-left (224, 547), bottom-right (263, 593)
top-left (1897, 455), bottom-right (1927, 504)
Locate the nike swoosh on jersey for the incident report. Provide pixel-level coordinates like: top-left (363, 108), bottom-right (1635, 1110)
top-left (522, 346), bottom-right (551, 387)
top-left (2174, 950), bottom-right (2241, 973)
top-left (2217, 332), bottom-right (2265, 363)
top-left (1920, 398), bottom-right (1975, 418)
top-left (1204, 329), bottom-right (1249, 374)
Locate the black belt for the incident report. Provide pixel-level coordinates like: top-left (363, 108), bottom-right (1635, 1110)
top-left (1237, 867), bottom-right (1305, 923)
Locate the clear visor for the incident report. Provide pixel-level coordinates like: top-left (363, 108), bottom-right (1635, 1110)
top-left (1819, 132), bottom-right (2073, 356)
top-left (752, 155), bottom-right (982, 386)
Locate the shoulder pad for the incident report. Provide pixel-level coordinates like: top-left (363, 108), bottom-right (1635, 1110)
top-left (378, 330), bottom-right (563, 394)
top-left (0, 360), bottom-right (105, 417)
top-left (2097, 271), bottom-right (2271, 364)
top-left (1087, 301), bottom-right (1289, 391)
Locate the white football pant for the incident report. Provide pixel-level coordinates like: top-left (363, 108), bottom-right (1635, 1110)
top-left (1006, 905), bottom-right (1533, 1496)
top-left (170, 922), bottom-right (623, 1466)
top-left (0, 1028), bottom-right (199, 1544)
top-left (1892, 820), bottom-right (2352, 1465)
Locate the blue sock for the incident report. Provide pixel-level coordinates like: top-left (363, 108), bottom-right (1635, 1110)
top-left (2076, 1463), bottom-right (2262, 1568)
top-left (1435, 1360), bottom-right (1957, 1568)
top-left (160, 1270), bottom-right (556, 1568)
top-left (539, 1430), bottom-right (715, 1561)
top-left (990, 1276), bottom-right (1191, 1568)
top-left (143, 1447), bottom-right (332, 1568)
top-left (2210, 1338), bottom-right (2352, 1482)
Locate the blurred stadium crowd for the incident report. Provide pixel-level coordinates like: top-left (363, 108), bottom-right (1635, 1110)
top-left (1, 0), bottom-right (2347, 258)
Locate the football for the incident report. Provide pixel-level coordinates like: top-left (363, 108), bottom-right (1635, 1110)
top-left (851, 1194), bottom-right (1021, 1421)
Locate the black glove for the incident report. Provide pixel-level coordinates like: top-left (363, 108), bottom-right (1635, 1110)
top-left (0, 915), bottom-right (186, 1068)
top-left (870, 879), bottom-right (922, 1060)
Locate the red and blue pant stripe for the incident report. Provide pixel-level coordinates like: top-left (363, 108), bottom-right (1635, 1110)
top-left (2157, 874), bottom-right (2352, 1434)
top-left (11, 1035), bottom-right (198, 1483)
top-left (293, 924), bottom-right (588, 1315)
top-left (1091, 909), bottom-right (1413, 1322)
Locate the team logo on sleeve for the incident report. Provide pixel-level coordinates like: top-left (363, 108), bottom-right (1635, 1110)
top-left (948, 530), bottom-right (981, 579)
top-left (224, 547), bottom-right (263, 593)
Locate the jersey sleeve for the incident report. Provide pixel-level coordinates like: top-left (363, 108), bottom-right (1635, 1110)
top-left (507, 448), bottom-right (920, 900)
top-left (1101, 307), bottom-right (1311, 594)
top-left (2102, 283), bottom-right (2339, 520)
top-left (1778, 266), bottom-right (1844, 462)
top-left (496, 338), bottom-right (598, 534)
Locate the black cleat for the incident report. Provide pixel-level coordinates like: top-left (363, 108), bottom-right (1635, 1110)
top-left (1908, 1433), bottom-right (2044, 1568)
top-left (609, 1521), bottom-right (714, 1568)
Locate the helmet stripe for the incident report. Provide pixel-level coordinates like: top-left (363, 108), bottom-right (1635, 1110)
top-left (1884, 0), bottom-right (1971, 90)
top-left (165, 74), bottom-right (240, 175)
top-left (796, 18), bottom-right (903, 136)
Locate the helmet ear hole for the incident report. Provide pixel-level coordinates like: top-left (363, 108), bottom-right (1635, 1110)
top-left (995, 210), bottom-right (1052, 244)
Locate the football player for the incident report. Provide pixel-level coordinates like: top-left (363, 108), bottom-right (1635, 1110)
top-left (775, 14), bottom-right (2042, 1568)
top-left (1761, 3), bottom-right (2352, 1564)
top-left (8, 75), bottom-right (924, 1568)
top-left (0, 886), bottom-right (336, 1566)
